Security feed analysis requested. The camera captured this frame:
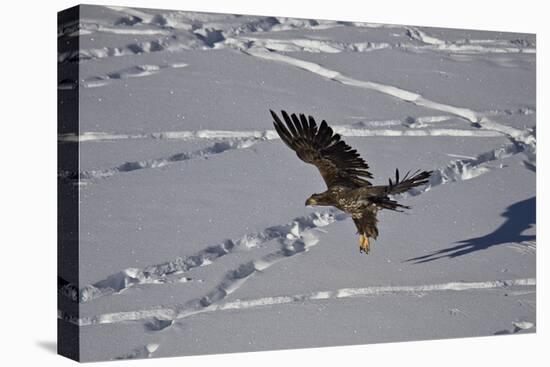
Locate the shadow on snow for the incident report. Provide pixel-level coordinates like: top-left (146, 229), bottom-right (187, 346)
top-left (406, 196), bottom-right (535, 264)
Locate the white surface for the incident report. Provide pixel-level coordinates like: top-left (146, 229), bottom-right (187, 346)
top-left (65, 4), bottom-right (536, 361)
top-left (2, 0), bottom-right (548, 366)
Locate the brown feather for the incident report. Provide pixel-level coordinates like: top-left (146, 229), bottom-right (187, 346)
top-left (271, 110), bottom-right (373, 188)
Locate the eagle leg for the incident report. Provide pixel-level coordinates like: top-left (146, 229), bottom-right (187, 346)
top-left (359, 234), bottom-right (370, 254)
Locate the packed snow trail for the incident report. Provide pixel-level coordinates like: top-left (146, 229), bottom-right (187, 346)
top-left (244, 49), bottom-right (535, 148)
top-left (60, 278), bottom-right (535, 326)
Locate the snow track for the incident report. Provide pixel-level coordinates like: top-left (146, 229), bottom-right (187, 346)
top-left (61, 122), bottom-right (517, 183)
top-left (61, 278), bottom-right (535, 327)
top-left (77, 139), bottom-right (258, 180)
top-left (59, 9), bottom-right (535, 64)
top-left (65, 211), bottom-right (344, 303)
top-left (59, 125), bottom-right (503, 143)
top-left (245, 49), bottom-right (534, 148)
top-left (409, 138), bottom-right (534, 195)
top-left (405, 27), bottom-right (535, 54)
top-left (60, 6), bottom-right (535, 360)
top-left (59, 63), bottom-right (188, 89)
top-left (61, 130), bottom-right (533, 305)
top-left (61, 127), bottom-right (531, 183)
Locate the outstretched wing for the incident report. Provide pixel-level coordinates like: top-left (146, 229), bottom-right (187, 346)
top-left (271, 110), bottom-right (373, 188)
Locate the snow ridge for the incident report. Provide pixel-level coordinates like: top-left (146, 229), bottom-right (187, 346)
top-left (60, 127), bottom-right (533, 303)
top-left (58, 2), bottom-right (536, 91)
top-left (61, 135), bottom-right (531, 304)
top-left (63, 211), bottom-right (345, 303)
top-left (145, 139), bottom-right (533, 329)
top-left (76, 139), bottom-right (258, 181)
top-left (60, 123), bottom-right (513, 183)
top-left (57, 8), bottom-right (536, 360)
top-left (59, 11), bottom-right (535, 64)
top-left (407, 139), bottom-right (532, 196)
top-left (59, 126), bottom-right (502, 143)
top-left (245, 49), bottom-right (534, 149)
top-left (405, 27), bottom-right (535, 54)
top-left (172, 217), bottom-right (333, 327)
top-left (60, 277), bottom-right (535, 327)
top-left (58, 63), bottom-right (188, 90)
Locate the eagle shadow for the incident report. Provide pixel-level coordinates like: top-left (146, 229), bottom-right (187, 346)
top-left (406, 196), bottom-right (535, 264)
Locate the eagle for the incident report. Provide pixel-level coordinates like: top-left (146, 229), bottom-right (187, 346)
top-left (271, 110), bottom-right (432, 254)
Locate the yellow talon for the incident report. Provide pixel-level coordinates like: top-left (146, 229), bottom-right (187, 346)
top-left (359, 234), bottom-right (370, 254)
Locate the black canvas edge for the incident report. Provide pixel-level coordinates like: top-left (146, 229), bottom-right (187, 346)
top-left (57, 5), bottom-right (81, 362)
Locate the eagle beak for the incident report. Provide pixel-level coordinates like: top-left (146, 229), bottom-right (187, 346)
top-left (305, 197), bottom-right (317, 206)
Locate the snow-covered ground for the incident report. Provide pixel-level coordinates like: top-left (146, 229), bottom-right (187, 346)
top-left (58, 5), bottom-right (536, 361)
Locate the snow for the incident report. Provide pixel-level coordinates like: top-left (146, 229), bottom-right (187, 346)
top-left (58, 5), bottom-right (535, 361)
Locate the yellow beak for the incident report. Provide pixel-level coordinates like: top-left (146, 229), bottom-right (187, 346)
top-left (305, 197), bottom-right (318, 206)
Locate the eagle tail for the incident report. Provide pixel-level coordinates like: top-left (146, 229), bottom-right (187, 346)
top-left (370, 196), bottom-right (410, 212)
top-left (385, 169), bottom-right (432, 195)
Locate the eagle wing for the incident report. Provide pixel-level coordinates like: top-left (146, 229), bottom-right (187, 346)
top-left (271, 110), bottom-right (373, 188)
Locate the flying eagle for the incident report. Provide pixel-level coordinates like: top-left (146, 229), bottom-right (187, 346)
top-left (271, 110), bottom-right (432, 254)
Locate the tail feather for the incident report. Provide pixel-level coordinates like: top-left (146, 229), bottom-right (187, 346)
top-left (385, 168), bottom-right (432, 195)
top-left (369, 196), bottom-right (410, 212)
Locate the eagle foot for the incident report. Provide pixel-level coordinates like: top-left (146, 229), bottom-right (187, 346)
top-left (359, 234), bottom-right (370, 254)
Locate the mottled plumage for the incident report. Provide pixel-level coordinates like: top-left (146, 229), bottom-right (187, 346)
top-left (271, 110), bottom-right (432, 254)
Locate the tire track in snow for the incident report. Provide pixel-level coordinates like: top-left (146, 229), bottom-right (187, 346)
top-left (59, 278), bottom-right (535, 326)
top-left (59, 129), bottom-right (278, 143)
top-left (333, 127), bottom-right (502, 138)
top-left (58, 107), bottom-right (533, 143)
top-left (59, 126), bottom-right (503, 143)
top-left (243, 48), bottom-right (535, 149)
top-left (215, 278), bottom-right (535, 312)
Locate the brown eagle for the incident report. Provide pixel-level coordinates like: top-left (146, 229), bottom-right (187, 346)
top-left (271, 110), bottom-right (432, 254)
